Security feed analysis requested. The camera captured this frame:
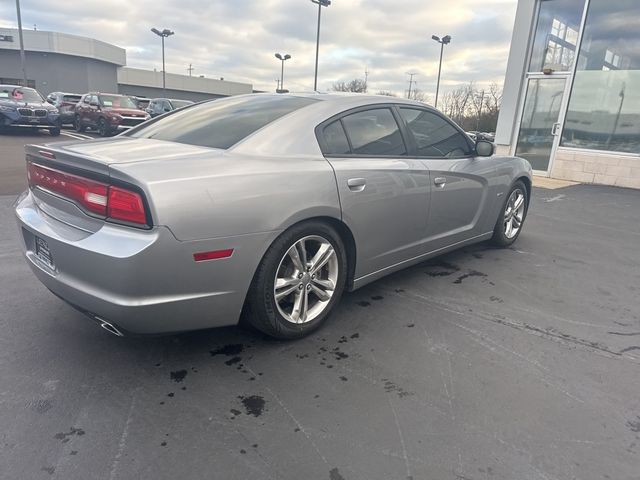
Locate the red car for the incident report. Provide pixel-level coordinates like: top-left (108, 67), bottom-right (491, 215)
top-left (74, 93), bottom-right (150, 136)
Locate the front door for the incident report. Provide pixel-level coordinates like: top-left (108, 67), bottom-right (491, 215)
top-left (396, 107), bottom-right (493, 251)
top-left (514, 77), bottom-right (567, 173)
top-left (320, 107), bottom-right (431, 278)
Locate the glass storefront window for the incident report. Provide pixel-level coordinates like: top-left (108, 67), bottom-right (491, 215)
top-left (529, 0), bottom-right (585, 72)
top-left (562, 0), bottom-right (640, 154)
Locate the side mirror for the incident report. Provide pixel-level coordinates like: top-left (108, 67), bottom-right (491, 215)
top-left (476, 140), bottom-right (494, 157)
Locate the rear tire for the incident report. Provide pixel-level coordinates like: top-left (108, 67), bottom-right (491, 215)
top-left (491, 180), bottom-right (528, 247)
top-left (245, 221), bottom-right (347, 340)
top-left (75, 115), bottom-right (85, 133)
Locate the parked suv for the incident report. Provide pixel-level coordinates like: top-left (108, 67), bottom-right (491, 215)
top-left (0, 85), bottom-right (60, 136)
top-left (46, 92), bottom-right (82, 126)
top-left (146, 98), bottom-right (194, 117)
top-left (74, 93), bottom-right (150, 136)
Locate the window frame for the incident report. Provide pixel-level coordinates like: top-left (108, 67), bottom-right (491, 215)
top-left (315, 104), bottom-right (411, 158)
top-left (395, 105), bottom-right (477, 160)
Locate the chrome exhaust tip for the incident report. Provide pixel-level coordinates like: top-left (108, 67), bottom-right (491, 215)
top-left (98, 319), bottom-right (124, 337)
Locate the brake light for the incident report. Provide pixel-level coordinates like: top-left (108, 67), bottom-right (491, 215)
top-left (28, 163), bottom-right (108, 215)
top-left (107, 186), bottom-right (147, 225)
top-left (27, 162), bottom-right (149, 227)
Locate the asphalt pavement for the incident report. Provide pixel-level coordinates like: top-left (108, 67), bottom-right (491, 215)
top-left (1, 132), bottom-right (639, 480)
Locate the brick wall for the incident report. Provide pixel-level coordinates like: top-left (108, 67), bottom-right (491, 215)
top-left (550, 148), bottom-right (640, 189)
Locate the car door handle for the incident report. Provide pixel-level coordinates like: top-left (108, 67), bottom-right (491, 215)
top-left (551, 122), bottom-right (561, 136)
top-left (347, 178), bottom-right (366, 192)
top-left (434, 177), bottom-right (447, 187)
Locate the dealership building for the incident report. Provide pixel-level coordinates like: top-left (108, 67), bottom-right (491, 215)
top-left (495, 0), bottom-right (639, 188)
top-left (0, 28), bottom-right (253, 102)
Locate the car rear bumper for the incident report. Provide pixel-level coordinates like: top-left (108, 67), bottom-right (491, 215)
top-left (14, 190), bottom-right (276, 335)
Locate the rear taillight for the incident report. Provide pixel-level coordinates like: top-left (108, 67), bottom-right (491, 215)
top-left (28, 162), bottom-right (149, 227)
top-left (107, 186), bottom-right (147, 225)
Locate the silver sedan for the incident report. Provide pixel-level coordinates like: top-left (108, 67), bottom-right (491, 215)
top-left (15, 94), bottom-right (532, 338)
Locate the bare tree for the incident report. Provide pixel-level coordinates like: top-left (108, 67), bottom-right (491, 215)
top-left (376, 90), bottom-right (397, 97)
top-left (438, 81), bottom-right (503, 132)
top-left (332, 78), bottom-right (368, 93)
top-left (408, 88), bottom-right (429, 104)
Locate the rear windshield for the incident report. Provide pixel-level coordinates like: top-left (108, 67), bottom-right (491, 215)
top-left (63, 95), bottom-right (81, 103)
top-left (127, 95), bottom-right (318, 149)
top-left (99, 95), bottom-right (137, 109)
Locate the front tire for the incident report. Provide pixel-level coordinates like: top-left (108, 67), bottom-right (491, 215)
top-left (75, 115), bottom-right (85, 133)
top-left (98, 118), bottom-right (111, 137)
top-left (491, 180), bottom-right (528, 247)
top-left (245, 221), bottom-right (347, 340)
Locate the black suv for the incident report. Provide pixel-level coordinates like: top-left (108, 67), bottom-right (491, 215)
top-left (0, 85), bottom-right (61, 135)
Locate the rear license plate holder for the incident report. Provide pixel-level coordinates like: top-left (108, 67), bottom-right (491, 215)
top-left (35, 236), bottom-right (54, 268)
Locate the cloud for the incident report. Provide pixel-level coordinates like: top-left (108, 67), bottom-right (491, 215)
top-left (0, 0), bottom-right (517, 95)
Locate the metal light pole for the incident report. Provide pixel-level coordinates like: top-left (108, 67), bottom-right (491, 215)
top-left (15, 0), bottom-right (27, 87)
top-left (311, 0), bottom-right (331, 91)
top-left (431, 34), bottom-right (451, 109)
top-left (151, 28), bottom-right (174, 95)
top-left (275, 53), bottom-right (291, 92)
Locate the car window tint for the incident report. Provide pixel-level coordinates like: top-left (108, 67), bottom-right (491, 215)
top-left (128, 95), bottom-right (318, 150)
top-left (399, 107), bottom-right (473, 158)
top-left (342, 108), bottom-right (406, 156)
top-left (322, 120), bottom-right (350, 155)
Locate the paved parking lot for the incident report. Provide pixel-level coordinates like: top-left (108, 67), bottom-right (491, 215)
top-left (1, 132), bottom-right (639, 480)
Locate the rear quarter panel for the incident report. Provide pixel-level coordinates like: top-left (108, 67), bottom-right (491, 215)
top-left (110, 153), bottom-right (341, 241)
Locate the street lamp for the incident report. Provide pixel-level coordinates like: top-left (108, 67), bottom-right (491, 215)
top-left (275, 53), bottom-right (291, 93)
top-left (311, 0), bottom-right (331, 91)
top-left (151, 27), bottom-right (174, 94)
top-left (431, 34), bottom-right (451, 109)
top-left (15, 0), bottom-right (27, 87)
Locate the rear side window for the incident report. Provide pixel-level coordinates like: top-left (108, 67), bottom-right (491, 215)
top-left (63, 95), bottom-right (81, 103)
top-left (128, 95), bottom-right (318, 149)
top-left (341, 108), bottom-right (406, 156)
top-left (322, 120), bottom-right (350, 155)
top-left (399, 108), bottom-right (473, 158)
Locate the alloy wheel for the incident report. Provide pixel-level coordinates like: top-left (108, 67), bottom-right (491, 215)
top-left (503, 188), bottom-right (526, 239)
top-left (274, 235), bottom-right (338, 324)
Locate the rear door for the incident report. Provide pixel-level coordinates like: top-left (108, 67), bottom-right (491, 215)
top-left (397, 107), bottom-right (494, 250)
top-left (320, 106), bottom-right (431, 278)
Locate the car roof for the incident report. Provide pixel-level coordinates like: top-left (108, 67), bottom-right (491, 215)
top-left (0, 84), bottom-right (33, 90)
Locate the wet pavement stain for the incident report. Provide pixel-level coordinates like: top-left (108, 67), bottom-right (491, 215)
top-left (41, 466), bottom-right (55, 475)
top-left (339, 376), bottom-right (348, 381)
top-left (330, 467), bottom-right (346, 480)
top-left (382, 379), bottom-right (414, 398)
top-left (424, 260), bottom-right (460, 277)
top-left (490, 296), bottom-right (504, 303)
top-left (406, 323), bottom-right (415, 328)
top-left (170, 370), bottom-right (188, 383)
top-left (356, 301), bottom-right (370, 307)
top-left (350, 333), bottom-right (360, 339)
top-left (627, 416), bottom-right (640, 433)
top-left (338, 336), bottom-right (349, 344)
top-left (53, 427), bottom-right (85, 443)
top-left (167, 393), bottom-right (174, 397)
top-left (239, 395), bottom-right (266, 417)
top-left (453, 270), bottom-right (488, 284)
top-left (371, 295), bottom-right (384, 300)
top-left (160, 441), bottom-right (167, 447)
top-left (210, 344), bottom-right (245, 357)
top-left (225, 356), bottom-right (242, 366)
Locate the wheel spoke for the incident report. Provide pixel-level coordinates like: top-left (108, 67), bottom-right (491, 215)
top-left (310, 284), bottom-right (331, 302)
top-left (512, 216), bottom-right (522, 228)
top-left (287, 244), bottom-right (305, 272)
top-left (275, 277), bottom-right (300, 300)
top-left (513, 194), bottom-right (524, 211)
top-left (309, 243), bottom-right (335, 275)
top-left (505, 219), bottom-right (513, 238)
top-left (312, 278), bottom-right (335, 291)
top-left (296, 239), bottom-right (308, 270)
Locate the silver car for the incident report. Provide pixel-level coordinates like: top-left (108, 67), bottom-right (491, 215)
top-left (15, 94), bottom-right (532, 339)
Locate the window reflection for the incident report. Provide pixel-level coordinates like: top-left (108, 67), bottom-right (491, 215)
top-left (529, 0), bottom-right (584, 72)
top-left (562, 0), bottom-right (640, 154)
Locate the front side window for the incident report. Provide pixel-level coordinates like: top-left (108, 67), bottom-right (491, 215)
top-left (399, 108), bottom-right (473, 158)
top-left (341, 108), bottom-right (406, 156)
top-left (128, 95), bottom-right (318, 150)
top-left (562, 0), bottom-right (640, 154)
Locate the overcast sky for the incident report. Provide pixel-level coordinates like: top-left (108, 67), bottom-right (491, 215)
top-left (0, 0), bottom-right (517, 98)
